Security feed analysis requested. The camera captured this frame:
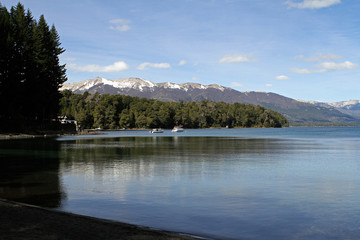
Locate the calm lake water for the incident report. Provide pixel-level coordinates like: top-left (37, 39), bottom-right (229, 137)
top-left (1, 127), bottom-right (360, 239)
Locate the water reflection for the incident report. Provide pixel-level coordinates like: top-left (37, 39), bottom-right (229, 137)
top-left (1, 132), bottom-right (360, 239)
top-left (59, 137), bottom-right (293, 177)
top-left (58, 136), bottom-right (360, 239)
top-left (0, 139), bottom-right (65, 207)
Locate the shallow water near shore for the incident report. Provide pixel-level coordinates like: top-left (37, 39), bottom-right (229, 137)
top-left (1, 127), bottom-right (360, 239)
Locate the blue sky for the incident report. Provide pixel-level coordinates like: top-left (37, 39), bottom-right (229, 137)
top-left (2, 0), bottom-right (360, 102)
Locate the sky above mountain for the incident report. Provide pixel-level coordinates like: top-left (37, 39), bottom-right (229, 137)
top-left (2, 0), bottom-right (359, 102)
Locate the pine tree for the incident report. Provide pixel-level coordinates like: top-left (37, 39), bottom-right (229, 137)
top-left (0, 5), bottom-right (12, 124)
top-left (34, 18), bottom-right (66, 121)
top-left (8, 3), bottom-right (32, 128)
top-left (0, 3), bottom-right (67, 132)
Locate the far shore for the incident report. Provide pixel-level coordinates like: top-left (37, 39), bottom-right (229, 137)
top-left (0, 130), bottom-right (104, 140)
top-left (0, 198), bottom-right (205, 240)
top-left (0, 133), bottom-right (61, 140)
top-left (0, 127), bottom-right (236, 140)
top-left (3, 125), bottom-right (357, 140)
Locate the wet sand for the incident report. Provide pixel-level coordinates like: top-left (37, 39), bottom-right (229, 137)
top-left (0, 199), bottom-right (204, 240)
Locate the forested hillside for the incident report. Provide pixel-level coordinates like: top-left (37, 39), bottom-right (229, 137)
top-left (0, 3), bottom-right (66, 132)
top-left (60, 91), bottom-right (289, 129)
top-left (61, 77), bottom-right (359, 124)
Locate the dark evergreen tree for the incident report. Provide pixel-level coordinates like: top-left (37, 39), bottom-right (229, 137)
top-left (0, 5), bottom-right (12, 124)
top-left (0, 3), bottom-right (66, 132)
top-left (7, 3), bottom-right (31, 128)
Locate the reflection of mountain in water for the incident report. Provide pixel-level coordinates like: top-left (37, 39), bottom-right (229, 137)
top-left (55, 130), bottom-right (360, 239)
top-left (59, 136), bottom-right (297, 179)
top-left (0, 139), bottom-right (65, 208)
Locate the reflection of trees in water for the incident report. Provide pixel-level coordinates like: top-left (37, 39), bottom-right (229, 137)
top-left (59, 137), bottom-right (292, 179)
top-left (0, 139), bottom-right (65, 208)
top-left (0, 136), bottom-right (318, 211)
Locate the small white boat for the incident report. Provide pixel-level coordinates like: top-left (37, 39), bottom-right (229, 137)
top-left (150, 128), bottom-right (164, 133)
top-left (172, 126), bottom-right (184, 132)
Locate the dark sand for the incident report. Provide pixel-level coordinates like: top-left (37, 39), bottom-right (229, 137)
top-left (0, 199), bottom-right (204, 240)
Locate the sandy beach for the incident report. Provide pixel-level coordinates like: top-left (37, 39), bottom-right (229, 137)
top-left (0, 199), bottom-right (204, 240)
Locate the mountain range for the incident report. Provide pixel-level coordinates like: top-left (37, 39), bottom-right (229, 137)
top-left (298, 100), bottom-right (360, 119)
top-left (60, 77), bottom-right (360, 124)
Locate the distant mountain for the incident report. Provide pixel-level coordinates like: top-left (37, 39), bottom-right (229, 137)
top-left (300, 100), bottom-right (360, 118)
top-left (60, 77), bottom-right (360, 124)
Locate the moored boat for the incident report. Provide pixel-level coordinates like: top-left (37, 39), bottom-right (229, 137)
top-left (150, 128), bottom-right (164, 133)
top-left (172, 126), bottom-right (184, 132)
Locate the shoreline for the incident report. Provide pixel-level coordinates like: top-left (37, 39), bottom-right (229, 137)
top-left (0, 198), bottom-right (206, 240)
top-left (0, 131), bottom-right (103, 140)
top-left (0, 133), bottom-right (61, 140)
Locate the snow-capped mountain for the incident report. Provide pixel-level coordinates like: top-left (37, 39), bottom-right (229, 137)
top-left (328, 100), bottom-right (360, 110)
top-left (60, 77), bottom-right (227, 93)
top-left (61, 77), bottom-right (360, 124)
top-left (300, 100), bottom-right (360, 118)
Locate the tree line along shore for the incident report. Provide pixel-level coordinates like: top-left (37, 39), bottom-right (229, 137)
top-left (60, 90), bottom-right (289, 130)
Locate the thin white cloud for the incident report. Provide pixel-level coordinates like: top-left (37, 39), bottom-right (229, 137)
top-left (266, 84), bottom-right (273, 87)
top-left (291, 68), bottom-right (317, 74)
top-left (178, 60), bottom-right (187, 66)
top-left (285, 0), bottom-right (341, 9)
top-left (137, 62), bottom-right (171, 70)
top-left (231, 82), bottom-right (244, 87)
top-left (68, 61), bottom-right (129, 72)
top-left (318, 61), bottom-right (358, 71)
top-left (276, 75), bottom-right (290, 80)
top-left (109, 19), bottom-right (131, 32)
top-left (219, 54), bottom-right (257, 63)
top-left (291, 61), bottom-right (358, 74)
top-left (295, 54), bottom-right (343, 62)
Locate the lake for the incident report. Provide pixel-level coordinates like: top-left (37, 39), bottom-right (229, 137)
top-left (1, 127), bottom-right (360, 239)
